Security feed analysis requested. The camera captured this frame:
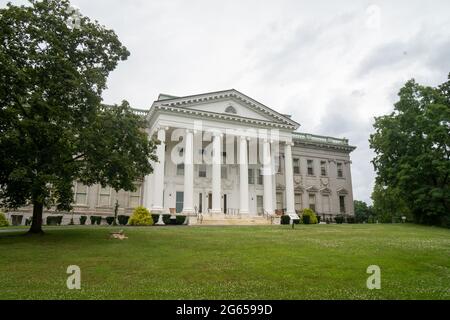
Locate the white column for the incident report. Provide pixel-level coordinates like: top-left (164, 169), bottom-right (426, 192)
top-left (152, 128), bottom-right (166, 213)
top-left (239, 136), bottom-right (249, 215)
top-left (143, 169), bottom-right (154, 210)
top-left (182, 129), bottom-right (195, 215)
top-left (211, 132), bottom-right (222, 214)
top-left (284, 142), bottom-right (296, 215)
top-left (263, 139), bottom-right (274, 214)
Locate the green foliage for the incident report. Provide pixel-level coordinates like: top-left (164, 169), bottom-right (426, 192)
top-left (0, 0), bottom-right (157, 234)
top-left (346, 216), bottom-right (356, 224)
top-left (302, 208), bottom-right (318, 224)
top-left (281, 215), bottom-right (290, 225)
top-left (354, 200), bottom-right (374, 223)
top-left (371, 183), bottom-right (412, 223)
top-left (334, 215), bottom-right (345, 224)
top-left (128, 206), bottom-right (153, 226)
top-left (79, 216), bottom-right (87, 225)
top-left (151, 214), bottom-right (160, 224)
top-left (118, 215), bottom-right (130, 226)
top-left (106, 217), bottom-right (115, 225)
top-left (90, 216), bottom-right (101, 225)
top-left (370, 75), bottom-right (450, 227)
top-left (46, 215), bottom-right (63, 226)
top-left (0, 212), bottom-right (9, 227)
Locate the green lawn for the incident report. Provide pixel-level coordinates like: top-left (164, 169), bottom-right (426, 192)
top-left (0, 224), bottom-right (449, 300)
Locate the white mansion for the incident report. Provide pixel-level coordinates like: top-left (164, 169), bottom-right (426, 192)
top-left (9, 89), bottom-right (356, 225)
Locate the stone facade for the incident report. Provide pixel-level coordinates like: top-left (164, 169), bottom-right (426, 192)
top-left (5, 89), bottom-right (356, 225)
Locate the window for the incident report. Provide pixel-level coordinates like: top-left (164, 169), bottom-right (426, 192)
top-left (320, 161), bottom-right (327, 176)
top-left (222, 152), bottom-right (227, 165)
top-left (276, 193), bottom-right (283, 210)
top-left (340, 196), bottom-right (346, 213)
top-left (295, 193), bottom-right (302, 212)
top-left (129, 185), bottom-right (141, 208)
top-left (309, 193), bottom-right (316, 212)
top-left (293, 158), bottom-right (300, 174)
top-left (199, 164), bottom-right (207, 178)
top-left (177, 163), bottom-right (185, 176)
top-left (337, 162), bottom-right (344, 178)
top-left (248, 168), bottom-right (255, 184)
top-left (307, 160), bottom-right (314, 176)
top-left (98, 186), bottom-right (111, 207)
top-left (257, 169), bottom-right (263, 185)
top-left (74, 182), bottom-right (88, 205)
top-left (221, 165), bottom-right (228, 179)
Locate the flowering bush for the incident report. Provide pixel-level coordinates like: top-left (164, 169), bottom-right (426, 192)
top-left (128, 206), bottom-right (153, 226)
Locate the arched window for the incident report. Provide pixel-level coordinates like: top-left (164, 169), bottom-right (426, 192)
top-left (225, 105), bottom-right (237, 114)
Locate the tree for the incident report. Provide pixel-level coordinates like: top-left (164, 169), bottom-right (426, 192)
top-left (353, 200), bottom-right (373, 223)
top-left (0, 0), bottom-right (158, 234)
top-left (369, 75), bottom-right (450, 227)
top-left (371, 183), bottom-right (411, 223)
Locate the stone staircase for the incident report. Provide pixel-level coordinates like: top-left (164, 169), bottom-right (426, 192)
top-left (190, 214), bottom-right (280, 226)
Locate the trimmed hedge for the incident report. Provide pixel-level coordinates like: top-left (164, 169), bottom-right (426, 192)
top-left (90, 216), bottom-right (102, 225)
top-left (281, 215), bottom-right (300, 225)
top-left (46, 215), bottom-right (63, 226)
top-left (346, 216), bottom-right (356, 224)
top-left (335, 215), bottom-right (345, 224)
top-left (118, 215), bottom-right (130, 226)
top-left (106, 216), bottom-right (115, 225)
top-left (79, 216), bottom-right (87, 225)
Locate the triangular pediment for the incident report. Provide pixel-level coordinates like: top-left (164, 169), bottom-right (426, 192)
top-left (153, 89), bottom-right (300, 129)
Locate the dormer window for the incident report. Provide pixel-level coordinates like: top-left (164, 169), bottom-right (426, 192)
top-left (225, 105), bottom-right (237, 114)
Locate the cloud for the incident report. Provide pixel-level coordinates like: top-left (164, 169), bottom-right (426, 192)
top-left (2, 0), bottom-right (449, 204)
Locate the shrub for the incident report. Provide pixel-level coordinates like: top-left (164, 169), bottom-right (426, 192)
top-left (46, 215), bottom-right (63, 226)
top-left (106, 217), bottom-right (115, 225)
top-left (151, 214), bottom-right (160, 224)
top-left (128, 206), bottom-right (153, 226)
top-left (175, 215), bottom-right (186, 225)
top-left (0, 212), bottom-right (9, 227)
top-left (302, 208), bottom-right (318, 224)
top-left (317, 215), bottom-right (321, 224)
top-left (90, 216), bottom-right (102, 225)
top-left (163, 214), bottom-right (173, 225)
top-left (118, 215), bottom-right (130, 226)
top-left (281, 215), bottom-right (290, 225)
top-left (346, 216), bottom-right (356, 224)
top-left (335, 215), bottom-right (345, 224)
top-left (79, 216), bottom-right (87, 225)
top-left (25, 218), bottom-right (31, 226)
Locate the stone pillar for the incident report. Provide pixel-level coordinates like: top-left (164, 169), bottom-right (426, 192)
top-left (211, 132), bottom-right (222, 214)
top-left (284, 142), bottom-right (296, 215)
top-left (239, 136), bottom-right (249, 215)
top-left (263, 139), bottom-right (274, 214)
top-left (182, 129), bottom-right (195, 215)
top-left (152, 128), bottom-right (166, 213)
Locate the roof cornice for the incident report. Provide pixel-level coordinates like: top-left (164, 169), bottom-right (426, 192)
top-left (151, 89), bottom-right (300, 129)
top-left (148, 104), bottom-right (297, 130)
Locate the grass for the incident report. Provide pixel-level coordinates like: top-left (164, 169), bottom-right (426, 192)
top-left (0, 224), bottom-right (449, 300)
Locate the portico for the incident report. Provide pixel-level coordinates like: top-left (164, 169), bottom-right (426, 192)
top-left (140, 89), bottom-right (355, 225)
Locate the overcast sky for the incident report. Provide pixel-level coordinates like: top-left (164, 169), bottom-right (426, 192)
top-left (2, 0), bottom-right (450, 203)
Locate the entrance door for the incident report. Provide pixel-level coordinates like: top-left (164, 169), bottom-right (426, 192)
top-left (176, 192), bottom-right (184, 213)
top-left (223, 194), bottom-right (227, 214)
top-left (198, 193), bottom-right (203, 213)
top-left (257, 196), bottom-right (263, 215)
top-left (208, 193), bottom-right (212, 211)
